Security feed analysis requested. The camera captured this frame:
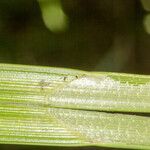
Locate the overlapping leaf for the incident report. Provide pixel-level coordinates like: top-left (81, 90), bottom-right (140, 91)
top-left (0, 64), bottom-right (150, 149)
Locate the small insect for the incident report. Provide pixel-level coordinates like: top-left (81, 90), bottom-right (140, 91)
top-left (75, 75), bottom-right (79, 79)
top-left (39, 79), bottom-right (50, 91)
top-left (63, 76), bottom-right (67, 81)
top-left (63, 75), bottom-right (79, 82)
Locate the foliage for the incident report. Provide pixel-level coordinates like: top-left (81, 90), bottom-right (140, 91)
top-left (0, 64), bottom-right (150, 149)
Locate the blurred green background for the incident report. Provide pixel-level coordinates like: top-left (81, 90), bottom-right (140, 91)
top-left (0, 0), bottom-right (150, 74)
top-left (0, 0), bottom-right (150, 150)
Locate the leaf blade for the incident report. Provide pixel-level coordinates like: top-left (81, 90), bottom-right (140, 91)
top-left (0, 63), bottom-right (150, 149)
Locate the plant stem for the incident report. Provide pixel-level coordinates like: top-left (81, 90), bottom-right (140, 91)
top-left (0, 63), bottom-right (150, 149)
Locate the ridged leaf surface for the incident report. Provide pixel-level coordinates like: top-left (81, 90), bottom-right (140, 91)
top-left (0, 63), bottom-right (150, 149)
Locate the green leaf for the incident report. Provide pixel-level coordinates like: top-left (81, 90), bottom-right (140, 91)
top-left (0, 63), bottom-right (150, 149)
top-left (38, 0), bottom-right (68, 33)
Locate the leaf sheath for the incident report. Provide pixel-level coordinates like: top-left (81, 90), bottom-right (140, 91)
top-left (0, 63), bottom-right (150, 149)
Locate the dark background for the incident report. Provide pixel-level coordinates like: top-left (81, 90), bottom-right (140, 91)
top-left (0, 0), bottom-right (150, 150)
top-left (0, 0), bottom-right (150, 74)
